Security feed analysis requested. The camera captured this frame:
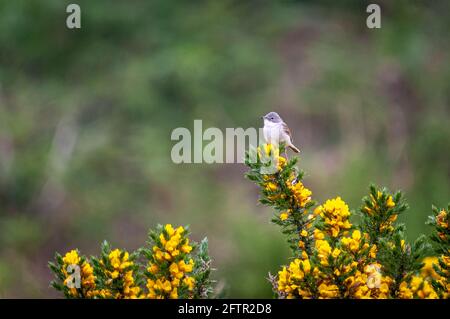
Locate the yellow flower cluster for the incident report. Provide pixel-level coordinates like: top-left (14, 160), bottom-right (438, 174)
top-left (436, 255), bottom-right (450, 298)
top-left (278, 258), bottom-right (314, 299)
top-left (364, 191), bottom-right (396, 215)
top-left (315, 197), bottom-right (352, 237)
top-left (277, 246), bottom-right (391, 298)
top-left (280, 210), bottom-right (290, 221)
top-left (276, 196), bottom-right (398, 299)
top-left (257, 144), bottom-right (312, 213)
top-left (315, 239), bottom-right (336, 266)
top-left (51, 225), bottom-right (212, 299)
top-left (61, 250), bottom-right (96, 298)
top-left (105, 249), bottom-right (141, 298)
top-left (341, 230), bottom-right (377, 258)
top-left (421, 256), bottom-right (440, 279)
top-left (277, 257), bottom-right (394, 299)
top-left (364, 191), bottom-right (397, 232)
top-left (398, 276), bottom-right (438, 299)
top-left (436, 209), bottom-right (448, 240)
top-left (276, 199), bottom-right (450, 299)
top-left (419, 256), bottom-right (450, 298)
top-left (317, 282), bottom-right (339, 298)
top-left (58, 248), bottom-right (140, 299)
top-left (429, 207), bottom-right (450, 298)
top-left (257, 143), bottom-right (287, 172)
top-left (146, 224), bottom-right (196, 299)
top-left (287, 178), bottom-right (312, 208)
top-left (421, 254), bottom-right (450, 298)
top-left (344, 263), bottom-right (392, 299)
top-left (247, 143), bottom-right (450, 299)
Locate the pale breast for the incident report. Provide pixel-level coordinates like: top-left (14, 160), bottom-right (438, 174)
top-left (263, 122), bottom-right (283, 143)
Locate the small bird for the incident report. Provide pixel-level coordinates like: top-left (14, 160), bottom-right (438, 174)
top-left (262, 112), bottom-right (300, 153)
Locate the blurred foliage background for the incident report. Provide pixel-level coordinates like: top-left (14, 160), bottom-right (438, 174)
top-left (0, 0), bottom-right (449, 298)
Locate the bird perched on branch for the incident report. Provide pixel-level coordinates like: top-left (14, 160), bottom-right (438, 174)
top-left (262, 112), bottom-right (300, 153)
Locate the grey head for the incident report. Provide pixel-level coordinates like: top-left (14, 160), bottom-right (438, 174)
top-left (263, 112), bottom-right (282, 123)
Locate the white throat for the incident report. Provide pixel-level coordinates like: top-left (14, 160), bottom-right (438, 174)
top-left (264, 119), bottom-right (280, 127)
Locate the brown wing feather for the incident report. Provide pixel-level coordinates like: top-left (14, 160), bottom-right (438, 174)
top-left (282, 122), bottom-right (293, 142)
top-left (282, 122), bottom-right (300, 153)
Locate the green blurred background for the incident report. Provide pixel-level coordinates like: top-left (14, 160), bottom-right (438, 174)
top-left (0, 0), bottom-right (449, 298)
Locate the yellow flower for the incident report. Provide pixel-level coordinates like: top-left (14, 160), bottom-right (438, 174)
top-left (369, 245), bottom-right (377, 258)
top-left (277, 257), bottom-right (313, 298)
top-left (183, 276), bottom-right (196, 291)
top-left (60, 250), bottom-right (99, 298)
top-left (102, 248), bottom-right (141, 298)
top-left (181, 239), bottom-right (193, 253)
top-left (316, 240), bottom-right (331, 266)
top-left (278, 267), bottom-right (289, 287)
top-left (398, 281), bottom-right (413, 299)
top-left (63, 250), bottom-right (81, 265)
top-left (400, 240), bottom-right (406, 251)
top-left (165, 224), bottom-right (175, 236)
top-left (159, 233), bottom-right (167, 245)
top-left (277, 156), bottom-right (287, 170)
top-left (169, 262), bottom-right (184, 279)
top-left (160, 279), bottom-right (172, 293)
top-left (280, 212), bottom-right (289, 221)
top-left (181, 244), bottom-right (192, 253)
top-left (81, 262), bottom-right (95, 288)
top-left (437, 210), bottom-right (448, 226)
top-left (170, 288), bottom-right (178, 299)
top-left (436, 209), bottom-right (448, 240)
top-left (175, 226), bottom-right (185, 235)
top-left (179, 259), bottom-right (194, 273)
top-left (165, 234), bottom-right (181, 252)
top-left (87, 288), bottom-right (111, 299)
top-left (265, 182), bottom-right (278, 192)
top-left (164, 252), bottom-right (172, 261)
top-left (313, 229), bottom-right (325, 240)
top-left (386, 196), bottom-right (395, 208)
top-left (402, 275), bottom-right (438, 299)
top-left (171, 249), bottom-right (180, 258)
top-left (421, 257), bottom-right (440, 279)
top-left (154, 249), bottom-right (164, 262)
top-left (145, 224), bottom-right (199, 299)
top-left (331, 248), bottom-right (341, 259)
top-left (318, 283), bottom-right (339, 298)
top-left (366, 191), bottom-right (395, 215)
top-left (388, 214), bottom-right (397, 223)
top-left (342, 230), bottom-right (362, 252)
top-left (316, 197), bottom-right (352, 237)
top-left (301, 251), bottom-right (308, 259)
top-left (109, 249), bottom-right (132, 271)
top-left (172, 278), bottom-right (180, 287)
top-left (258, 143), bottom-right (278, 158)
top-left (287, 180), bottom-right (312, 208)
top-left (301, 259), bottom-right (311, 274)
top-left (148, 263), bottom-right (159, 274)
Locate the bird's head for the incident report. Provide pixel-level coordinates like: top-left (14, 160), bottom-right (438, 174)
top-left (262, 112), bottom-right (282, 124)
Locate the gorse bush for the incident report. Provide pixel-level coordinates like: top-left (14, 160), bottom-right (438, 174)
top-left (427, 206), bottom-right (450, 297)
top-left (49, 224), bottom-right (213, 299)
top-left (245, 143), bottom-right (449, 299)
top-left (49, 144), bottom-right (448, 299)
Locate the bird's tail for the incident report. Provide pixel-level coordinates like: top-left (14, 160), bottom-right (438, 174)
top-left (288, 144), bottom-right (300, 153)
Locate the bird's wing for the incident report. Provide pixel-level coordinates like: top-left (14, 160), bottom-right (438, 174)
top-left (282, 122), bottom-right (293, 142)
